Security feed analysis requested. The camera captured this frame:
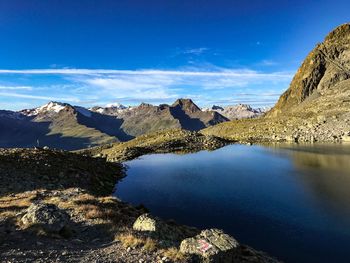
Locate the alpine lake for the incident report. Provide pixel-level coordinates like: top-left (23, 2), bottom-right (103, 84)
top-left (114, 143), bottom-right (350, 263)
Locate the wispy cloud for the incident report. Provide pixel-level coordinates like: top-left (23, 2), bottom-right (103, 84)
top-left (0, 86), bottom-right (33, 90)
top-left (0, 68), bottom-right (291, 78)
top-left (182, 47), bottom-right (209, 55)
top-left (257, 60), bottom-right (279, 66)
top-left (0, 91), bottom-right (80, 102)
top-left (0, 67), bottom-right (293, 110)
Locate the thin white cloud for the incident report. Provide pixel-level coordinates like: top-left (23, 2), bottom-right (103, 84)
top-left (183, 47), bottom-right (209, 55)
top-left (0, 86), bottom-right (33, 90)
top-left (0, 67), bottom-right (293, 109)
top-left (257, 60), bottom-right (278, 66)
top-left (0, 68), bottom-right (292, 78)
top-left (0, 92), bottom-right (80, 102)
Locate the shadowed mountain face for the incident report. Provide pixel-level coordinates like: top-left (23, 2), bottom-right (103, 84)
top-left (90, 98), bottom-right (228, 137)
top-left (169, 99), bottom-right (228, 131)
top-left (0, 99), bottom-right (227, 150)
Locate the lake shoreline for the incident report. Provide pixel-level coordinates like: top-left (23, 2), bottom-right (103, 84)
top-left (116, 143), bottom-right (350, 263)
top-left (0, 147), bottom-right (280, 263)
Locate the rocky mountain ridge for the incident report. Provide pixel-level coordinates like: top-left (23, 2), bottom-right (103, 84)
top-left (0, 99), bottom-right (228, 150)
top-left (203, 104), bottom-right (267, 120)
top-left (268, 23), bottom-right (350, 117)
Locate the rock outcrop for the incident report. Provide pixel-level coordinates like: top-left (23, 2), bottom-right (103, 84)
top-left (133, 213), bottom-right (167, 233)
top-left (268, 23), bottom-right (350, 117)
top-left (21, 203), bottom-right (70, 233)
top-left (180, 229), bottom-right (239, 263)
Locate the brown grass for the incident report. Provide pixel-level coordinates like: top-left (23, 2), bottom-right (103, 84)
top-left (116, 233), bottom-right (144, 248)
top-left (115, 233), bottom-right (157, 252)
top-left (0, 192), bottom-right (36, 223)
top-left (142, 237), bottom-right (157, 252)
top-left (161, 247), bottom-right (188, 262)
top-left (46, 192), bottom-right (124, 223)
top-left (83, 205), bottom-right (105, 219)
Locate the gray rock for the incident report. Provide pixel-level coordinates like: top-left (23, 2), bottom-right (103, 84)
top-left (133, 213), bottom-right (184, 241)
top-left (133, 213), bottom-right (161, 232)
top-left (180, 228), bottom-right (239, 263)
top-left (21, 203), bottom-right (70, 233)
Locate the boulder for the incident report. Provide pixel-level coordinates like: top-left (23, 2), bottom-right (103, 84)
top-left (180, 229), bottom-right (239, 263)
top-left (133, 213), bottom-right (161, 232)
top-left (21, 203), bottom-right (70, 233)
top-left (133, 213), bottom-right (183, 241)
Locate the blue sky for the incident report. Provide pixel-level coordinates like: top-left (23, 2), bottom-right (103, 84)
top-left (0, 0), bottom-right (349, 110)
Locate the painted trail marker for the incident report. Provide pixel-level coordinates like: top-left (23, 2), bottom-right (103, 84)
top-left (197, 239), bottom-right (213, 253)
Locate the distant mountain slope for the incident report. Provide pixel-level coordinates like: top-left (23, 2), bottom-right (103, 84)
top-left (0, 99), bottom-right (228, 150)
top-left (203, 23), bottom-right (350, 143)
top-left (90, 99), bottom-right (228, 137)
top-left (0, 102), bottom-right (121, 150)
top-left (203, 104), bottom-right (266, 120)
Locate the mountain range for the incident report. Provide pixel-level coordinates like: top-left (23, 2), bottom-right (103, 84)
top-left (203, 104), bottom-right (267, 120)
top-left (5, 23), bottom-right (349, 150)
top-left (1, 99), bottom-right (263, 150)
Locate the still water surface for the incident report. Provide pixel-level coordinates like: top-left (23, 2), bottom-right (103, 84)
top-left (115, 144), bottom-right (350, 263)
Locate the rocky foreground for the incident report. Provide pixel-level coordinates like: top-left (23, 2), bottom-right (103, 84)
top-left (0, 148), bottom-right (279, 262)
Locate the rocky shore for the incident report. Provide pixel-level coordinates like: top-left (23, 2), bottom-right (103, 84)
top-left (0, 147), bottom-right (279, 262)
top-left (79, 129), bottom-right (231, 162)
top-left (203, 113), bottom-right (350, 144)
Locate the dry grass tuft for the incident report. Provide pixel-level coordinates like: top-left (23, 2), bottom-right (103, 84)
top-left (84, 205), bottom-right (105, 219)
top-left (162, 247), bottom-right (188, 262)
top-left (116, 233), bottom-right (144, 248)
top-left (142, 237), bottom-right (157, 252)
top-left (0, 192), bottom-right (37, 223)
top-left (116, 233), bottom-right (158, 252)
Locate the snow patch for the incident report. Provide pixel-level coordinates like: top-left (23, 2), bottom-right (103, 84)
top-left (39, 102), bottom-right (66, 113)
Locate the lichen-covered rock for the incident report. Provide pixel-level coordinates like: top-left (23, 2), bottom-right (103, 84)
top-left (180, 228), bottom-right (239, 263)
top-left (133, 213), bottom-right (161, 232)
top-left (21, 203), bottom-right (70, 233)
top-left (133, 213), bottom-right (187, 241)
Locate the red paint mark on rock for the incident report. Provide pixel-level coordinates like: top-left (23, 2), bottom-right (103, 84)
top-left (197, 239), bottom-right (213, 252)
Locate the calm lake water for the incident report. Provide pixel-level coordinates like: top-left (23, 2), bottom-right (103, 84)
top-left (114, 144), bottom-right (350, 263)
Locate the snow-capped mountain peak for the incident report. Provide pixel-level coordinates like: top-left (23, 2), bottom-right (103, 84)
top-left (104, 102), bottom-right (127, 109)
top-left (21, 101), bottom-right (71, 116)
